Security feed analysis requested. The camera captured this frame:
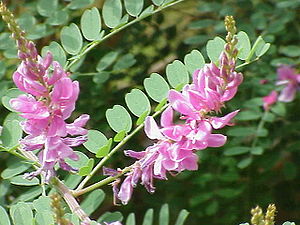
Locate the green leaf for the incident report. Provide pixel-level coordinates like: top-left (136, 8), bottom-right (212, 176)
top-left (144, 73), bottom-right (170, 102)
top-left (33, 196), bottom-right (52, 212)
top-left (224, 147), bottom-right (251, 156)
top-left (205, 200), bottom-right (218, 216)
top-left (10, 175), bottom-right (39, 186)
top-left (35, 211), bottom-right (55, 225)
top-left (11, 202), bottom-right (33, 225)
top-left (64, 213), bottom-right (79, 225)
top-left (251, 147), bottom-right (264, 155)
top-left (142, 209), bottom-right (153, 225)
top-left (37, 0), bottom-right (58, 17)
top-left (81, 189), bottom-right (105, 216)
top-left (96, 51), bottom-right (119, 71)
top-left (42, 41), bottom-right (66, 67)
top-left (206, 37), bottom-right (225, 63)
top-left (166, 60), bottom-right (189, 88)
top-left (81, 7), bottom-right (101, 41)
top-left (0, 205), bottom-right (11, 225)
top-left (79, 159), bottom-right (94, 176)
top-left (106, 105), bottom-right (132, 133)
top-left (17, 14), bottom-right (36, 33)
top-left (96, 138), bottom-right (112, 158)
top-left (14, 186), bottom-right (43, 202)
top-left (174, 209), bottom-right (189, 225)
top-left (126, 213), bottom-right (135, 225)
top-left (60, 23), bottom-right (83, 55)
top-left (1, 160), bottom-right (30, 179)
top-left (279, 45), bottom-right (300, 57)
top-left (125, 0), bottom-right (144, 17)
top-left (98, 211), bottom-right (123, 223)
top-left (237, 157), bottom-right (253, 169)
top-left (93, 72), bottom-right (110, 84)
top-left (227, 127), bottom-right (256, 137)
top-left (152, 0), bottom-right (164, 6)
top-left (271, 102), bottom-right (286, 116)
top-left (136, 110), bottom-right (149, 126)
top-left (282, 222), bottom-right (296, 225)
top-left (140, 5), bottom-right (154, 17)
top-left (113, 53), bottom-right (136, 71)
top-left (235, 110), bottom-right (262, 121)
top-left (216, 188), bottom-right (243, 198)
top-left (0, 120), bottom-right (23, 148)
top-left (68, 0), bottom-right (94, 10)
top-left (255, 38), bottom-right (270, 57)
top-left (65, 151), bottom-right (89, 169)
top-left (184, 50), bottom-right (205, 75)
top-left (114, 130), bottom-right (126, 142)
top-left (46, 10), bottom-right (69, 26)
top-left (1, 88), bottom-right (24, 112)
top-left (125, 89), bottom-right (151, 117)
top-left (83, 130), bottom-right (108, 154)
top-left (236, 31), bottom-right (251, 60)
top-left (64, 174), bottom-right (82, 189)
top-left (103, 0), bottom-right (122, 28)
top-left (14, 187), bottom-right (43, 202)
top-left (159, 204), bottom-right (169, 225)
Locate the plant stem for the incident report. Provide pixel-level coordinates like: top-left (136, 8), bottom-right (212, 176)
top-left (73, 166), bottom-right (132, 197)
top-left (52, 178), bottom-right (92, 223)
top-left (251, 110), bottom-right (268, 149)
top-left (75, 103), bottom-right (169, 191)
top-left (65, 0), bottom-right (185, 70)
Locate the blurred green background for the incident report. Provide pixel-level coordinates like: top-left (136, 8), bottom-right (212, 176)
top-left (0, 0), bottom-right (300, 224)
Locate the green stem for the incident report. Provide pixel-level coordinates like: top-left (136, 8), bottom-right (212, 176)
top-left (65, 0), bottom-right (185, 70)
top-left (75, 103), bottom-right (169, 191)
top-left (251, 110), bottom-right (268, 149)
top-left (236, 57), bottom-right (259, 70)
top-left (73, 166), bottom-right (132, 197)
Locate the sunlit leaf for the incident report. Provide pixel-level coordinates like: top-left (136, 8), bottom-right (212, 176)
top-left (166, 60), bottom-right (189, 88)
top-left (60, 23), bottom-right (83, 55)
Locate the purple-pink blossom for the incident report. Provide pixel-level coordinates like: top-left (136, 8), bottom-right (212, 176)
top-left (276, 65), bottom-right (300, 102)
top-left (262, 91), bottom-right (278, 111)
top-left (11, 41), bottom-right (89, 182)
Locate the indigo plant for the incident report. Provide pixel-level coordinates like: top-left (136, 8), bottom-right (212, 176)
top-left (0, 0), bottom-right (298, 224)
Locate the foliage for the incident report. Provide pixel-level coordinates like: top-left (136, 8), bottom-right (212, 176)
top-left (0, 0), bottom-right (299, 225)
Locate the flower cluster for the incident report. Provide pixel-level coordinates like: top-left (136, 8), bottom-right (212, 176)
top-left (10, 40), bottom-right (89, 182)
top-left (107, 47), bottom-right (243, 204)
top-left (262, 65), bottom-right (300, 110)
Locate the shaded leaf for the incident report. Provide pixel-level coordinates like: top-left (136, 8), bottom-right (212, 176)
top-left (166, 60), bottom-right (189, 88)
top-left (224, 147), bottom-right (251, 156)
top-left (184, 50), bottom-right (205, 75)
top-left (236, 31), bottom-right (251, 60)
top-left (60, 23), bottom-right (83, 55)
top-left (42, 41), bottom-right (66, 66)
top-left (159, 204), bottom-right (169, 225)
top-left (174, 209), bottom-right (189, 225)
top-left (37, 0), bottom-right (58, 17)
top-left (125, 0), bottom-right (144, 17)
top-left (206, 37), bottom-right (225, 63)
top-left (96, 51), bottom-right (119, 71)
top-left (142, 208), bottom-right (153, 225)
top-left (103, 0), bottom-right (122, 28)
top-left (106, 105), bottom-right (132, 133)
top-left (81, 7), bottom-right (101, 41)
top-left (0, 205), bottom-right (11, 225)
top-left (81, 190), bottom-right (105, 216)
top-left (144, 73), bottom-right (170, 102)
top-left (35, 212), bottom-right (55, 225)
top-left (125, 89), bottom-right (151, 117)
top-left (10, 175), bottom-right (39, 186)
top-left (83, 130), bottom-right (108, 154)
top-left (126, 213), bottom-right (135, 225)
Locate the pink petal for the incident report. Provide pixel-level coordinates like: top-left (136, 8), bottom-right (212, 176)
top-left (144, 116), bottom-right (165, 140)
top-left (207, 134), bottom-right (227, 147)
top-left (210, 110), bottom-right (239, 129)
top-left (160, 106), bottom-right (173, 128)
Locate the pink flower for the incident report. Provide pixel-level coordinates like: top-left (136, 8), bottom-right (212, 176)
top-left (276, 65), bottom-right (300, 102)
top-left (10, 41), bottom-right (89, 182)
top-left (262, 91), bottom-right (278, 111)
